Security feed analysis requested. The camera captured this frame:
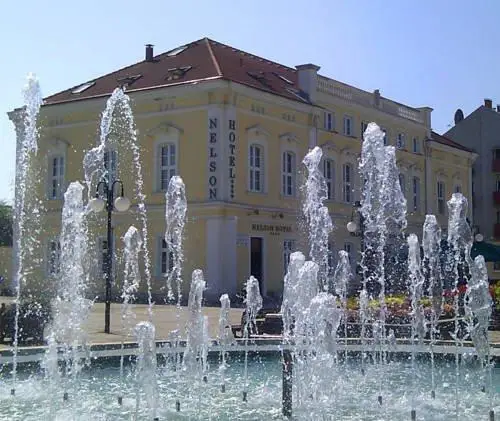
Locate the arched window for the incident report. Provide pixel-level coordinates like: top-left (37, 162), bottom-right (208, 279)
top-left (437, 181), bottom-right (446, 215)
top-left (48, 155), bottom-right (65, 199)
top-left (158, 143), bottom-right (177, 191)
top-left (249, 144), bottom-right (263, 192)
top-left (282, 151), bottom-right (296, 196)
top-left (342, 163), bottom-right (352, 203)
top-left (323, 158), bottom-right (335, 200)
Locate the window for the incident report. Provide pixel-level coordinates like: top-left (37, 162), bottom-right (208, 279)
top-left (494, 262), bottom-right (500, 271)
top-left (396, 133), bottom-right (405, 149)
top-left (398, 174), bottom-right (406, 199)
top-left (249, 144), bottom-right (263, 192)
top-left (343, 116), bottom-right (353, 136)
top-left (282, 151), bottom-right (296, 196)
top-left (283, 239), bottom-right (295, 275)
top-left (104, 150), bottom-right (117, 184)
top-left (49, 156), bottom-right (64, 199)
top-left (342, 164), bottom-right (352, 203)
top-left (72, 82), bottom-right (95, 94)
top-left (412, 137), bottom-right (420, 153)
top-left (493, 148), bottom-right (500, 160)
top-left (323, 158), bottom-right (335, 200)
top-left (454, 185), bottom-right (462, 194)
top-left (412, 177), bottom-right (420, 212)
top-left (496, 176), bottom-right (500, 192)
top-left (48, 240), bottom-right (61, 276)
top-left (382, 128), bottom-right (388, 145)
top-left (160, 239), bottom-right (174, 275)
top-left (361, 122), bottom-right (369, 138)
top-left (497, 210), bottom-right (500, 224)
top-left (437, 181), bottom-right (445, 215)
top-left (324, 112), bottom-right (334, 131)
top-left (159, 143), bottom-right (176, 191)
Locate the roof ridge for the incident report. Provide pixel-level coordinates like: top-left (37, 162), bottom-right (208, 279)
top-left (205, 38), bottom-right (296, 72)
top-left (204, 38), bottom-right (222, 77)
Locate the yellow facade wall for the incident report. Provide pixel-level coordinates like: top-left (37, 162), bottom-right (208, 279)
top-left (6, 79), bottom-right (476, 304)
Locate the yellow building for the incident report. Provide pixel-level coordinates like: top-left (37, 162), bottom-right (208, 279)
top-left (7, 38), bottom-right (476, 303)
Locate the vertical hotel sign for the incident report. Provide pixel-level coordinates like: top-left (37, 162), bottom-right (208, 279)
top-left (227, 108), bottom-right (237, 200)
top-left (207, 108), bottom-right (221, 200)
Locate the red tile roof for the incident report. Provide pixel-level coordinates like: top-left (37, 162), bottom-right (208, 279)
top-left (429, 131), bottom-right (475, 153)
top-left (44, 38), bottom-right (310, 105)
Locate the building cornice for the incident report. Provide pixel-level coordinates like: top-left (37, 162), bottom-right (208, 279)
top-left (427, 140), bottom-right (478, 162)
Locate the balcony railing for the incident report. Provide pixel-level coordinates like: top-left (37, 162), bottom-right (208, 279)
top-left (492, 159), bottom-right (500, 172)
top-left (494, 191), bottom-right (500, 205)
top-left (494, 223), bottom-right (500, 239)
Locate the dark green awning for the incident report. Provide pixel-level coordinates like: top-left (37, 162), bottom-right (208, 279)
top-left (471, 241), bottom-right (500, 262)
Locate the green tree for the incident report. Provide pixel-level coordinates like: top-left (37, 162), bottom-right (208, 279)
top-left (0, 201), bottom-right (13, 247)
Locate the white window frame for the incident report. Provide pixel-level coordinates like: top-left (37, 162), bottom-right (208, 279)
top-left (396, 133), bottom-right (406, 149)
top-left (437, 181), bottom-right (446, 215)
top-left (48, 155), bottom-right (65, 200)
top-left (342, 163), bottom-right (353, 203)
top-left (412, 176), bottom-right (420, 212)
top-left (324, 111), bottom-right (334, 131)
top-left (282, 151), bottom-right (296, 197)
top-left (343, 115), bottom-right (353, 136)
top-left (158, 142), bottom-right (177, 191)
top-left (159, 237), bottom-right (174, 276)
top-left (249, 143), bottom-right (264, 193)
top-left (104, 149), bottom-right (118, 184)
top-left (47, 239), bottom-right (61, 277)
top-left (412, 137), bottom-right (420, 153)
top-left (323, 158), bottom-right (335, 200)
top-left (382, 128), bottom-right (388, 145)
top-left (283, 239), bottom-right (295, 275)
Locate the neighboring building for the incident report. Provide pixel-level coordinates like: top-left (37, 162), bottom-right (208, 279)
top-left (7, 38), bottom-right (476, 303)
top-left (445, 99), bottom-right (500, 280)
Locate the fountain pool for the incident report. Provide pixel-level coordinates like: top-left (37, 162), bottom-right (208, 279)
top-left (0, 352), bottom-right (499, 420)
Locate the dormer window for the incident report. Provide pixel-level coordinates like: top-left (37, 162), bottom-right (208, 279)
top-left (71, 82), bottom-right (95, 94)
top-left (166, 46), bottom-right (187, 57)
top-left (247, 71), bottom-right (272, 88)
top-left (272, 72), bottom-right (293, 85)
top-left (117, 74), bottom-right (142, 88)
top-left (165, 66), bottom-right (192, 81)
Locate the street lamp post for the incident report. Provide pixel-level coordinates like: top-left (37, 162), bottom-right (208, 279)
top-left (89, 179), bottom-right (131, 334)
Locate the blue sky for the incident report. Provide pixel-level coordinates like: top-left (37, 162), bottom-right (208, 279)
top-left (1, 0), bottom-right (499, 202)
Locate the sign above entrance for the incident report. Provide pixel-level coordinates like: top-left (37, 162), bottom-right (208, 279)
top-left (251, 223), bottom-right (292, 235)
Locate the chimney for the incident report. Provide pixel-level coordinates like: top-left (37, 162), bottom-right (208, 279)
top-left (373, 89), bottom-right (381, 107)
top-left (145, 44), bottom-right (154, 62)
top-left (484, 98), bottom-right (492, 109)
top-left (295, 64), bottom-right (320, 102)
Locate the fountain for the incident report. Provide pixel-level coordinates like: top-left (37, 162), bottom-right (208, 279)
top-left (1, 77), bottom-right (499, 421)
